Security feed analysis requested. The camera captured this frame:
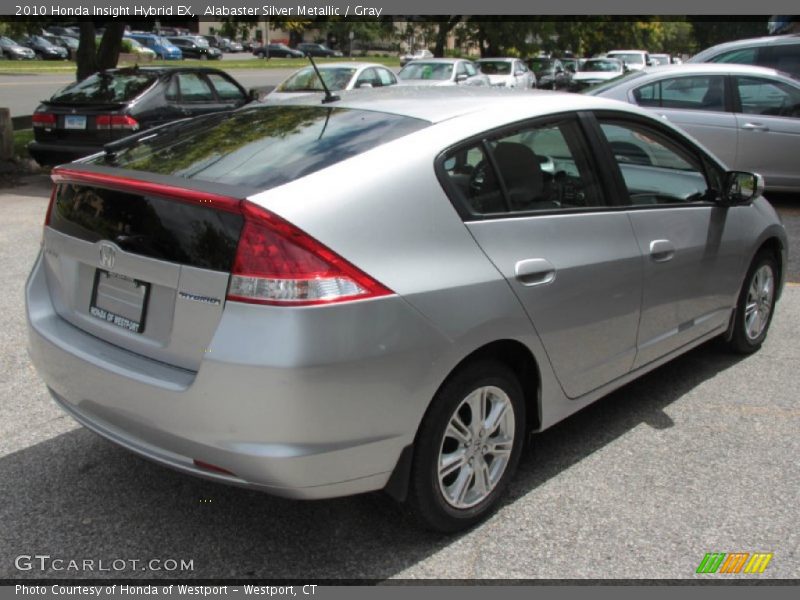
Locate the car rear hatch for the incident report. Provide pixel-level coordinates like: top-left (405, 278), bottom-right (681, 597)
top-left (38, 104), bottom-right (429, 371)
top-left (43, 169), bottom-right (245, 371)
top-left (33, 103), bottom-right (136, 147)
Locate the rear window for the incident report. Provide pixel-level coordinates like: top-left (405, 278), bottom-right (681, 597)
top-left (93, 105), bottom-right (430, 190)
top-left (49, 71), bottom-right (158, 104)
top-left (479, 61), bottom-right (512, 75)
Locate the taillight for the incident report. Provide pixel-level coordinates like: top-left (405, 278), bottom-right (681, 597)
top-left (48, 168), bottom-right (392, 307)
top-left (32, 113), bottom-right (56, 128)
top-left (96, 114), bottom-right (139, 131)
top-left (43, 186), bottom-right (56, 229)
top-left (227, 201), bottom-right (392, 306)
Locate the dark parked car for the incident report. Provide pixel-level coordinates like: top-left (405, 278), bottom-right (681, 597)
top-left (42, 34), bottom-right (79, 59)
top-left (296, 42), bottom-right (342, 57)
top-left (0, 36), bottom-right (36, 59)
top-left (16, 35), bottom-right (68, 60)
top-left (28, 67), bottom-right (250, 165)
top-left (526, 57), bottom-right (571, 89)
top-left (167, 37), bottom-right (222, 60)
top-left (253, 43), bottom-right (305, 58)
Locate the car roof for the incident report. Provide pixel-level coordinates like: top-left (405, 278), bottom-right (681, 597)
top-left (607, 50), bottom-right (648, 54)
top-left (264, 86), bottom-right (652, 124)
top-left (104, 66), bottom-right (231, 76)
top-left (404, 58), bottom-right (471, 64)
top-left (638, 63), bottom-right (794, 78)
top-left (303, 61), bottom-right (383, 69)
top-left (477, 57), bottom-right (518, 62)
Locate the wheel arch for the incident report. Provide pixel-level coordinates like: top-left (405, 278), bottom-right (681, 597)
top-left (384, 339), bottom-right (542, 502)
top-left (724, 234), bottom-right (786, 342)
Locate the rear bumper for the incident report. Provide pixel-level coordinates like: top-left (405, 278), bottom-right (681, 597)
top-left (26, 251), bottom-right (451, 499)
top-left (28, 141), bottom-right (102, 166)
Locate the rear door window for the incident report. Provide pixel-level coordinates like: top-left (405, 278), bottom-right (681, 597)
top-left (633, 75), bottom-right (727, 111)
top-left (441, 117), bottom-right (607, 217)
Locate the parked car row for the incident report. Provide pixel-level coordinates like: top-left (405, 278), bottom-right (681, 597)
top-left (0, 35), bottom-right (66, 60)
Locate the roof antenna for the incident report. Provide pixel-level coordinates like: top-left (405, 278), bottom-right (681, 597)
top-left (307, 54), bottom-right (339, 104)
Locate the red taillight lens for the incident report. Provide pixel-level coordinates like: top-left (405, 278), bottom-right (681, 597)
top-left (48, 168), bottom-right (392, 307)
top-left (32, 113), bottom-right (56, 128)
top-left (96, 114), bottom-right (139, 131)
top-left (43, 186), bottom-right (56, 229)
top-left (227, 201), bottom-right (392, 306)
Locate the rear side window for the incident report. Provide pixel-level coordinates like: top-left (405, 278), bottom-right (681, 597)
top-left (633, 75), bottom-right (727, 111)
top-left (95, 105), bottom-right (430, 190)
top-left (49, 71), bottom-right (157, 104)
top-left (441, 118), bottom-right (606, 217)
top-left (763, 43), bottom-right (800, 78)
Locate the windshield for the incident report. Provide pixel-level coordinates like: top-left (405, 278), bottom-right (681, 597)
top-left (276, 67), bottom-right (357, 92)
top-left (608, 52), bottom-right (645, 65)
top-left (527, 58), bottom-right (553, 71)
top-left (583, 70), bottom-right (647, 94)
top-left (95, 106), bottom-right (431, 190)
top-left (582, 60), bottom-right (622, 72)
top-left (49, 71), bottom-right (158, 104)
top-left (398, 62), bottom-right (454, 81)
top-left (0, 36), bottom-right (18, 46)
top-left (478, 61), bottom-right (512, 75)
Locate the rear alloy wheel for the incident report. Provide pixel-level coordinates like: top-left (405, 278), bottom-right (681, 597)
top-left (407, 360), bottom-right (525, 532)
top-left (727, 251), bottom-right (778, 353)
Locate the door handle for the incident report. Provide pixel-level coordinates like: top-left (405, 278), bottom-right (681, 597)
top-left (742, 122), bottom-right (769, 132)
top-left (514, 258), bottom-right (556, 286)
top-left (649, 239), bottom-right (675, 262)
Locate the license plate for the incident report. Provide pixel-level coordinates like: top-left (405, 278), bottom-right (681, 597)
top-left (64, 115), bottom-right (86, 130)
top-left (89, 270), bottom-right (150, 334)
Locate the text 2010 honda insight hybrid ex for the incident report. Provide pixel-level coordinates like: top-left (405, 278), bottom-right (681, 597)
top-left (26, 88), bottom-right (787, 532)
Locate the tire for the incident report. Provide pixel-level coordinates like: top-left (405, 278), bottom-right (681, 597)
top-left (406, 360), bottom-right (526, 533)
top-left (727, 250), bottom-right (778, 354)
top-left (200, 54), bottom-right (208, 61)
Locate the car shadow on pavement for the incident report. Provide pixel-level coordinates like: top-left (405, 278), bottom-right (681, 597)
top-left (0, 341), bottom-right (745, 581)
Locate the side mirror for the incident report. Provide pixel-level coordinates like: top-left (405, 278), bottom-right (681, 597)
top-left (455, 73), bottom-right (468, 83)
top-left (356, 82), bottom-right (373, 89)
top-left (248, 88), bottom-right (261, 101)
top-left (723, 171), bottom-right (764, 204)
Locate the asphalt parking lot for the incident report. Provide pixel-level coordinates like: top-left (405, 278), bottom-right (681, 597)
top-left (0, 176), bottom-right (798, 580)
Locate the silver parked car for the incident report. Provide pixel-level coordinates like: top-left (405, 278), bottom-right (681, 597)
top-left (587, 63), bottom-right (800, 192)
top-left (476, 58), bottom-right (536, 89)
top-left (266, 62), bottom-right (398, 100)
top-left (26, 88), bottom-right (787, 532)
top-left (397, 58), bottom-right (490, 86)
top-left (688, 33), bottom-right (800, 78)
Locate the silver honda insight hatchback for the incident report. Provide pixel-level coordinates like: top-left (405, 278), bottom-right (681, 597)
top-left (26, 88), bottom-right (787, 532)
